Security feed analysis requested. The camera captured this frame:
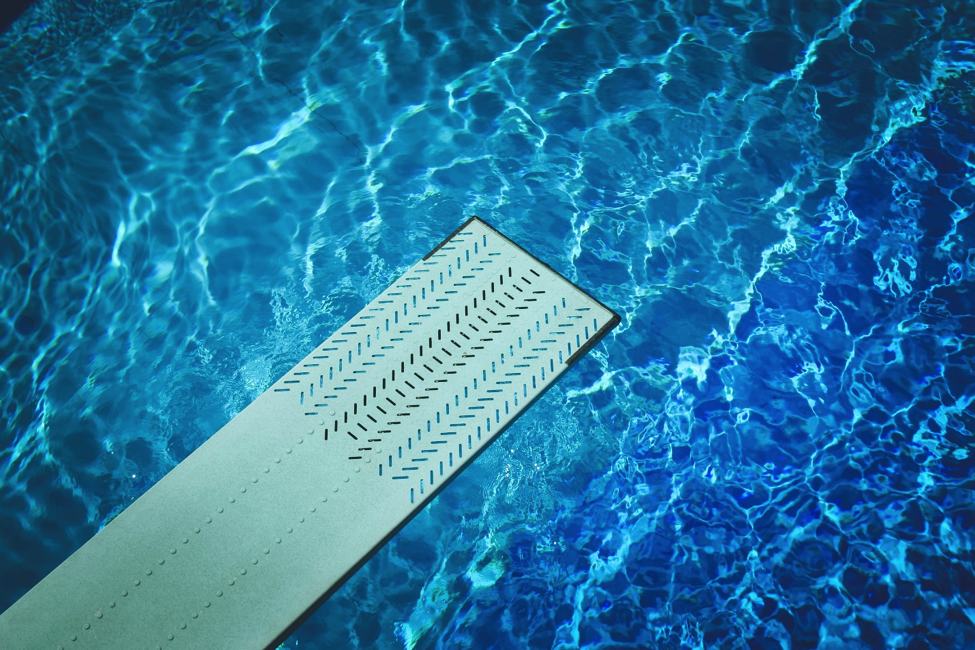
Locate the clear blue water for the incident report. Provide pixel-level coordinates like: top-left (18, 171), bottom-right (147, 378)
top-left (2, 0), bottom-right (974, 648)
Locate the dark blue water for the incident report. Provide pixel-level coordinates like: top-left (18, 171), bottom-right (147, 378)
top-left (2, 0), bottom-right (974, 648)
top-left (0, 0), bottom-right (33, 34)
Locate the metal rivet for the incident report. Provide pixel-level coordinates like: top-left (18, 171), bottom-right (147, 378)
top-left (109, 602), bottom-right (116, 608)
top-left (275, 538), bottom-right (282, 544)
top-left (344, 477), bottom-right (350, 483)
top-left (182, 538), bottom-right (188, 544)
top-left (287, 527), bottom-right (293, 533)
top-left (83, 623), bottom-right (90, 630)
top-left (308, 428), bottom-right (314, 434)
top-left (263, 468), bottom-right (269, 473)
top-left (240, 569), bottom-right (247, 575)
top-left (320, 496), bottom-right (328, 503)
top-left (217, 591), bottom-right (223, 597)
top-left (309, 507), bottom-right (316, 513)
top-left (252, 477), bottom-right (259, 482)
top-left (204, 601), bottom-right (211, 607)
top-left (229, 578), bottom-right (236, 585)
top-left (158, 559), bottom-right (165, 565)
top-left (274, 458), bottom-right (281, 463)
top-left (217, 507), bottom-right (224, 513)
top-left (252, 558), bottom-right (258, 565)
top-left (299, 517), bottom-right (305, 523)
top-left (376, 448), bottom-right (382, 453)
top-left (240, 487), bottom-right (246, 493)
top-left (193, 613), bottom-right (198, 619)
top-left (365, 457), bottom-right (371, 464)
top-left (135, 579), bottom-right (142, 585)
top-left (145, 569), bottom-right (152, 576)
top-left (70, 636), bottom-right (77, 642)
top-left (229, 498), bottom-right (235, 503)
top-left (329, 411), bottom-right (335, 416)
top-left (122, 591), bottom-right (128, 597)
top-left (167, 633), bottom-right (174, 640)
top-left (180, 623), bottom-right (186, 630)
top-left (332, 486), bottom-right (339, 493)
top-left (205, 516), bottom-right (212, 523)
top-left (263, 548), bottom-right (270, 554)
top-left (354, 467), bottom-right (361, 473)
top-left (286, 448), bottom-right (292, 454)
top-left (194, 527), bottom-right (201, 533)
top-left (297, 438), bottom-right (304, 444)
top-left (94, 610), bottom-right (102, 619)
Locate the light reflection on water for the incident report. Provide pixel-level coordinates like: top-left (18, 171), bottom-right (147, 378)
top-left (1, 0), bottom-right (973, 648)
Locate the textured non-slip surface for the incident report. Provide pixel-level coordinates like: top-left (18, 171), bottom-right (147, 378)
top-left (0, 218), bottom-right (619, 649)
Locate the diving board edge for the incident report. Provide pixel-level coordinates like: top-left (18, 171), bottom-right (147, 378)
top-left (426, 216), bottom-right (623, 337)
top-left (268, 224), bottom-right (620, 647)
top-left (0, 215), bottom-right (622, 650)
top-left (269, 216), bottom-right (621, 648)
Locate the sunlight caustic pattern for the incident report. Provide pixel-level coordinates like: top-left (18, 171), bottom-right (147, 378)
top-left (1, 0), bottom-right (973, 648)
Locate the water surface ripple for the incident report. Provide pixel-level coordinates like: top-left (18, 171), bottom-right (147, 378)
top-left (1, 0), bottom-right (974, 648)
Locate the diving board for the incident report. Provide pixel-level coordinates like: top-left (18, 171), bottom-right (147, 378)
top-left (0, 216), bottom-right (620, 650)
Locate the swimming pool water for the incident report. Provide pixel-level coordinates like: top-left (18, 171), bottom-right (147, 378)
top-left (1, 0), bottom-right (974, 648)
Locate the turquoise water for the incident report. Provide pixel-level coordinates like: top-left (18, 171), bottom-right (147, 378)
top-left (2, 0), bottom-right (974, 648)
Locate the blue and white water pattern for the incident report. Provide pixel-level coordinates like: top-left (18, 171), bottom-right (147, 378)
top-left (2, 0), bottom-right (974, 648)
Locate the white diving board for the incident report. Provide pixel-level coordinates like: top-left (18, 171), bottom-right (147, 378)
top-left (0, 217), bottom-right (620, 650)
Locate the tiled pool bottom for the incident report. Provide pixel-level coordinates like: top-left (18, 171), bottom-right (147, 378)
top-left (1, 0), bottom-right (974, 648)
